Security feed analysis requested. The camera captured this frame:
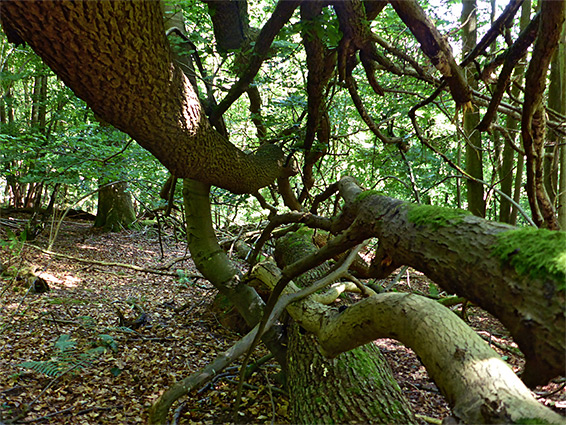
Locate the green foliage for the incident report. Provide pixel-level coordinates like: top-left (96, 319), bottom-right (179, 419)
top-left (176, 269), bottom-right (193, 287)
top-left (492, 228), bottom-right (566, 288)
top-left (428, 282), bottom-right (440, 298)
top-left (0, 31), bottom-right (169, 213)
top-left (95, 334), bottom-right (119, 352)
top-left (407, 204), bottom-right (472, 230)
top-left (18, 333), bottom-right (117, 377)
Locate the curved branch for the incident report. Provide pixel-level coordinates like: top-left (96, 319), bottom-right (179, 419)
top-left (336, 177), bottom-right (564, 386)
top-left (319, 294), bottom-right (562, 424)
top-left (389, 0), bottom-right (471, 107)
top-left (253, 261), bottom-right (562, 424)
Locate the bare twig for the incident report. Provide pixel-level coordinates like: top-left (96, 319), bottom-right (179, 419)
top-left (26, 244), bottom-right (202, 278)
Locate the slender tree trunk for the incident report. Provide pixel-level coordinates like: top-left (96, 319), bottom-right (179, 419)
top-left (500, 0), bottom-right (531, 224)
top-left (462, 0), bottom-right (485, 217)
top-left (31, 72), bottom-right (47, 132)
top-left (182, 179), bottom-right (287, 367)
top-left (551, 20), bottom-right (566, 229)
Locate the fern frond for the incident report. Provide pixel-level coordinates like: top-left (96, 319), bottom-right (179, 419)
top-left (54, 334), bottom-right (76, 352)
top-left (18, 360), bottom-right (63, 377)
top-left (18, 333), bottom-right (115, 378)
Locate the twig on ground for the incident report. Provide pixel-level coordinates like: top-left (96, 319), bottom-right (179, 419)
top-left (26, 244), bottom-right (202, 278)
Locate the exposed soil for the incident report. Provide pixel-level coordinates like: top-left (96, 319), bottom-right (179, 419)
top-left (0, 215), bottom-right (564, 424)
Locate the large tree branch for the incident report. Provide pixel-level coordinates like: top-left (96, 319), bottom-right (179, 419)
top-left (252, 261), bottom-right (562, 425)
top-left (521, 0), bottom-right (565, 229)
top-left (0, 0), bottom-right (283, 194)
top-left (334, 177), bottom-right (565, 387)
top-left (389, 0), bottom-right (471, 107)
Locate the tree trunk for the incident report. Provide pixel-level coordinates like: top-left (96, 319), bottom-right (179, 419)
top-left (274, 230), bottom-right (416, 424)
top-left (334, 177), bottom-right (565, 387)
top-left (521, 0), bottom-right (565, 229)
top-left (93, 181), bottom-right (136, 232)
top-left (182, 179), bottom-right (287, 367)
top-left (288, 323), bottom-right (416, 424)
top-left (252, 258), bottom-right (563, 425)
top-left (499, 1), bottom-right (531, 224)
top-left (462, 0), bottom-right (485, 217)
top-left (551, 19), bottom-right (566, 230)
top-left (0, 1), bottom-right (285, 194)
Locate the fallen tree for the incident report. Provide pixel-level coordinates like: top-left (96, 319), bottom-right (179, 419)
top-left (273, 229), bottom-right (416, 424)
top-left (252, 260), bottom-right (563, 424)
top-left (150, 175), bottom-right (564, 423)
top-left (330, 176), bottom-right (565, 387)
top-left (3, 1), bottom-right (565, 423)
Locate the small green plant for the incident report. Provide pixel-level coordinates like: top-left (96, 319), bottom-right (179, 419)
top-left (18, 333), bottom-right (116, 377)
top-left (47, 297), bottom-right (90, 306)
top-left (0, 229), bottom-right (27, 270)
top-left (176, 269), bottom-right (193, 288)
top-left (428, 282), bottom-right (440, 298)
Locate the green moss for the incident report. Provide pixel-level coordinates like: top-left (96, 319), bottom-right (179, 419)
top-left (280, 227), bottom-right (315, 250)
top-left (355, 189), bottom-right (385, 203)
top-left (515, 418), bottom-right (553, 425)
top-left (407, 204), bottom-right (472, 229)
top-left (492, 227), bottom-right (566, 289)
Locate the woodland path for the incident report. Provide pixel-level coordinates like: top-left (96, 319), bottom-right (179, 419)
top-left (0, 216), bottom-right (564, 424)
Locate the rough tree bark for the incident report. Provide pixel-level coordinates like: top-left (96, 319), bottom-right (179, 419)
top-left (0, 1), bottom-right (284, 194)
top-left (93, 181), bottom-right (136, 232)
top-left (333, 176), bottom-right (565, 387)
top-left (521, 0), bottom-right (565, 229)
top-left (389, 0), bottom-right (471, 107)
top-left (274, 230), bottom-right (416, 424)
top-left (252, 259), bottom-right (563, 424)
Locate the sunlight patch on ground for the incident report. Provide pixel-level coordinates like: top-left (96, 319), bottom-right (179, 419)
top-left (39, 271), bottom-right (80, 288)
top-left (76, 244), bottom-right (102, 251)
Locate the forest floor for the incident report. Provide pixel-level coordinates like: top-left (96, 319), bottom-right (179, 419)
top-left (0, 214), bottom-right (565, 424)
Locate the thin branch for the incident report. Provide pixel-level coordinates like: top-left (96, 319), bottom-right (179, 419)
top-left (210, 0), bottom-right (300, 124)
top-left (26, 244), bottom-right (201, 278)
top-left (460, 0), bottom-right (525, 68)
top-left (476, 12), bottom-right (540, 132)
top-left (247, 212), bottom-right (332, 267)
top-left (408, 109), bottom-right (535, 226)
